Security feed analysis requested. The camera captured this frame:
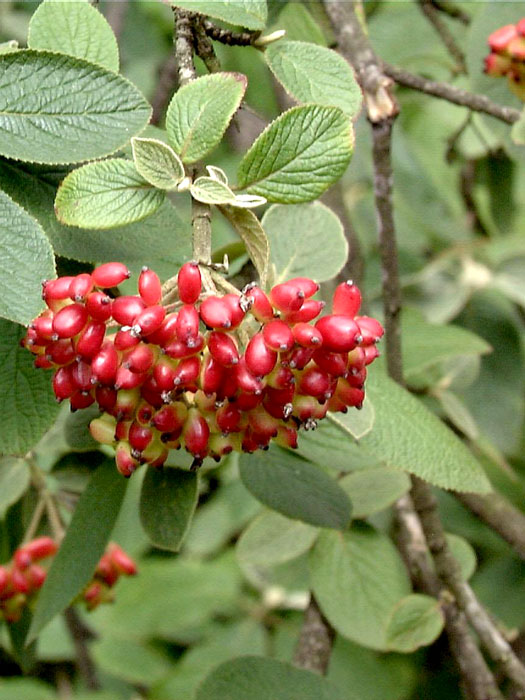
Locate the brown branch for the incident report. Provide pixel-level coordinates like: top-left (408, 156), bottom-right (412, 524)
top-left (174, 8), bottom-right (196, 86)
top-left (203, 19), bottom-right (259, 46)
top-left (150, 55), bottom-right (178, 126)
top-left (412, 476), bottom-right (525, 693)
top-left (104, 0), bottom-right (128, 42)
top-left (430, 0), bottom-right (471, 25)
top-left (293, 597), bottom-right (335, 674)
top-left (63, 607), bottom-right (100, 691)
top-left (418, 0), bottom-right (467, 73)
top-left (384, 63), bottom-right (521, 124)
top-left (193, 17), bottom-right (221, 73)
top-left (456, 491), bottom-right (525, 561)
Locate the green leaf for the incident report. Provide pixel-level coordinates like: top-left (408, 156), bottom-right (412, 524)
top-left (92, 636), bottom-right (171, 685)
top-left (236, 510), bottom-right (318, 567)
top-left (7, 608), bottom-right (37, 672)
top-left (265, 41), bottom-right (362, 117)
top-left (438, 390), bottom-right (479, 441)
top-left (191, 177), bottom-right (236, 205)
top-left (219, 205), bottom-right (270, 289)
top-left (274, 4), bottom-right (328, 46)
top-left (0, 41), bottom-right (18, 55)
top-left (28, 460), bottom-right (128, 642)
top-left (511, 113), bottom-right (525, 145)
top-left (237, 105), bottom-right (353, 203)
top-left (0, 50), bottom-right (150, 164)
top-left (310, 527), bottom-right (411, 650)
top-left (239, 446), bottom-right (352, 529)
top-left (0, 189), bottom-right (55, 325)
top-left (359, 369), bottom-right (492, 493)
top-left (402, 308), bottom-right (491, 380)
top-left (54, 159), bottom-right (165, 229)
top-left (131, 137), bottom-right (185, 190)
top-left (340, 468), bottom-right (411, 519)
top-left (63, 404), bottom-right (101, 452)
top-left (0, 457), bottom-right (30, 517)
top-left (28, 0), bottom-right (119, 72)
top-left (385, 594), bottom-right (444, 653)
top-left (446, 533), bottom-right (477, 581)
top-left (196, 656), bottom-right (345, 700)
top-left (140, 467), bottom-right (198, 551)
top-left (170, 1), bottom-right (267, 30)
top-left (166, 73), bottom-right (247, 163)
top-left (0, 319), bottom-right (61, 454)
top-left (262, 202), bottom-right (348, 283)
top-left (327, 397), bottom-right (375, 441)
top-left (0, 680), bottom-right (54, 700)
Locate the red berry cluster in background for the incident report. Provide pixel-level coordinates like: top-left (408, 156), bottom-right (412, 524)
top-left (23, 262), bottom-right (383, 476)
top-left (484, 19), bottom-right (525, 99)
top-left (0, 537), bottom-right (57, 623)
top-left (0, 537), bottom-right (136, 622)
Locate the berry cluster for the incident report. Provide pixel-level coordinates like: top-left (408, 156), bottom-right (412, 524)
top-left (23, 262), bottom-right (383, 475)
top-left (0, 537), bottom-right (57, 622)
top-left (0, 537), bottom-right (136, 622)
top-left (484, 19), bottom-right (525, 99)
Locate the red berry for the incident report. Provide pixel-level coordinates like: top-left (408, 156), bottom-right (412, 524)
top-left (53, 365), bottom-right (77, 400)
top-left (488, 24), bottom-right (517, 53)
top-left (283, 300), bottom-right (325, 324)
top-left (108, 544), bottom-right (137, 576)
top-left (178, 262), bottom-right (201, 304)
top-left (244, 285), bottom-right (273, 322)
top-left (34, 355), bottom-right (54, 369)
top-left (92, 262), bottom-right (130, 288)
top-left (32, 315), bottom-right (54, 341)
top-left (92, 342), bottom-right (119, 385)
top-left (176, 304), bottom-right (200, 344)
top-left (140, 376), bottom-right (164, 409)
top-left (70, 390), bottom-right (95, 411)
top-left (208, 331), bottom-right (239, 367)
top-left (85, 291), bottom-right (113, 321)
top-left (200, 355), bottom-right (225, 395)
top-left (113, 388), bottom-right (140, 421)
top-left (138, 267), bottom-right (162, 306)
top-left (114, 328), bottom-right (141, 351)
top-left (124, 343), bottom-right (156, 373)
top-left (248, 405), bottom-right (279, 439)
top-left (245, 333), bottom-right (277, 377)
top-left (222, 294), bottom-right (246, 328)
top-left (313, 349), bottom-right (348, 377)
top-left (146, 312), bottom-right (178, 346)
top-left (335, 379), bottom-right (365, 408)
top-left (95, 386), bottom-right (118, 413)
top-left (115, 442), bottom-right (139, 477)
top-left (263, 320), bottom-right (294, 352)
top-left (43, 276), bottom-right (74, 302)
top-left (297, 367), bottom-right (332, 399)
top-left (269, 282), bottom-right (304, 313)
top-left (115, 366), bottom-right (147, 390)
top-left (275, 425), bottom-right (298, 449)
top-left (153, 356), bottom-right (179, 391)
top-left (173, 356), bottom-right (201, 387)
top-left (199, 296), bottom-right (232, 329)
top-left (20, 537), bottom-right (57, 563)
top-left (266, 364), bottom-right (295, 390)
top-left (216, 402), bottom-right (243, 433)
top-left (164, 334), bottom-right (204, 359)
top-left (234, 358), bottom-right (264, 394)
top-left (363, 345), bottom-right (380, 365)
top-left (0, 567), bottom-right (7, 596)
top-left (236, 391), bottom-right (263, 411)
top-left (292, 323), bottom-right (322, 348)
top-left (25, 564), bottom-right (47, 591)
top-left (287, 277), bottom-right (319, 298)
top-left (282, 346), bottom-right (315, 370)
top-left (332, 281), bottom-right (362, 317)
top-left (114, 419), bottom-right (131, 442)
top-left (72, 359), bottom-right (93, 391)
top-left (355, 316), bottom-right (384, 345)
top-left (315, 315), bottom-right (361, 353)
top-left (52, 303), bottom-right (88, 339)
top-left (134, 305), bottom-right (166, 336)
top-left (152, 402), bottom-right (188, 433)
top-left (11, 568), bottom-right (30, 594)
top-left (69, 273), bottom-right (93, 301)
top-left (183, 408), bottom-right (210, 460)
top-left (75, 320), bottom-right (106, 359)
top-left (111, 296), bottom-right (146, 326)
top-left (128, 422), bottom-right (154, 453)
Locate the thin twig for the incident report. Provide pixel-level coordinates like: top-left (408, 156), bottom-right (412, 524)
top-left (22, 497), bottom-right (46, 544)
top-left (293, 597), bottom-right (335, 674)
top-left (418, 0), bottom-right (467, 73)
top-left (203, 19), bottom-right (259, 46)
top-left (193, 17), bottom-right (221, 73)
top-left (456, 491), bottom-right (525, 561)
top-left (431, 0), bottom-right (471, 25)
top-left (151, 55), bottom-right (178, 126)
top-left (63, 607), bottom-right (101, 691)
top-left (384, 63), bottom-right (521, 124)
top-left (104, 0), bottom-right (128, 42)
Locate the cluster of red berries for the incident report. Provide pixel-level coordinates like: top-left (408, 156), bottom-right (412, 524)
top-left (484, 19), bottom-right (525, 100)
top-left (23, 261), bottom-right (383, 476)
top-left (0, 537), bottom-right (136, 622)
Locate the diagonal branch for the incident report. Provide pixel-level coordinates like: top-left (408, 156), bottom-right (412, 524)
top-left (293, 596), bottom-right (335, 674)
top-left (418, 0), bottom-right (467, 73)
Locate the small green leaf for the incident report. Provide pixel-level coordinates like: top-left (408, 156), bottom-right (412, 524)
top-left (446, 533), bottom-right (477, 581)
top-left (265, 41), bottom-right (362, 117)
top-left (166, 73), bottom-right (247, 163)
top-left (340, 468), bottom-right (411, 519)
top-left (274, 4), bottom-right (328, 46)
top-left (131, 137), bottom-right (185, 190)
top-left (327, 397), bottom-right (375, 441)
top-left (360, 369), bottom-right (492, 493)
top-left (54, 159), bottom-right (165, 229)
top-left (236, 510), bottom-right (318, 567)
top-left (196, 656), bottom-right (345, 700)
top-left (206, 165), bottom-right (229, 184)
top-left (28, 460), bottom-right (128, 642)
top-left (219, 206), bottom-right (270, 289)
top-left (239, 446), bottom-right (352, 529)
top-left (191, 177), bottom-right (237, 205)
top-left (310, 527), bottom-right (411, 650)
top-left (238, 105), bottom-right (353, 203)
top-left (92, 636), bottom-right (171, 685)
top-left (0, 457), bottom-right (30, 517)
top-left (0, 189), bottom-right (55, 325)
top-left (0, 50), bottom-right (151, 164)
top-left (28, 0), bottom-right (119, 72)
top-left (0, 319), bottom-right (61, 455)
top-left (140, 467), bottom-right (198, 551)
top-left (170, 1), bottom-right (267, 30)
top-left (7, 608), bottom-right (37, 672)
top-left (385, 594), bottom-right (444, 653)
top-left (262, 202), bottom-right (348, 283)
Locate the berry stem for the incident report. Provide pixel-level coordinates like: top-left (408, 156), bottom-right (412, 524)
top-left (22, 496), bottom-right (46, 545)
top-left (28, 457), bottom-right (65, 542)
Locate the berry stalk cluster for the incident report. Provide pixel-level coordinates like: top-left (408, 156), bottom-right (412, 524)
top-left (0, 537), bottom-right (136, 622)
top-left (23, 262), bottom-right (383, 475)
top-left (484, 19), bottom-right (525, 99)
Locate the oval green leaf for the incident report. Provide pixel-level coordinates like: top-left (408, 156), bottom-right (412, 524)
top-left (0, 189), bottom-right (55, 325)
top-left (0, 50), bottom-right (150, 164)
top-left (170, 1), bottom-right (267, 30)
top-left (191, 177), bottom-right (236, 205)
top-left (131, 137), bottom-right (185, 190)
top-left (265, 41), bottom-right (362, 117)
top-left (28, 460), bottom-right (128, 642)
top-left (28, 0), bottom-right (119, 72)
top-left (385, 594), bottom-right (444, 653)
top-left (238, 105), bottom-right (353, 203)
top-left (0, 319), bottom-right (61, 454)
top-left (310, 527), bottom-right (411, 650)
top-left (262, 202), bottom-right (348, 283)
top-left (166, 72), bottom-right (247, 163)
top-left (0, 457), bottom-right (30, 517)
top-left (140, 466), bottom-right (198, 551)
top-left (340, 467), bottom-right (411, 519)
top-left (55, 159), bottom-right (165, 229)
top-left (239, 446), bottom-right (352, 529)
